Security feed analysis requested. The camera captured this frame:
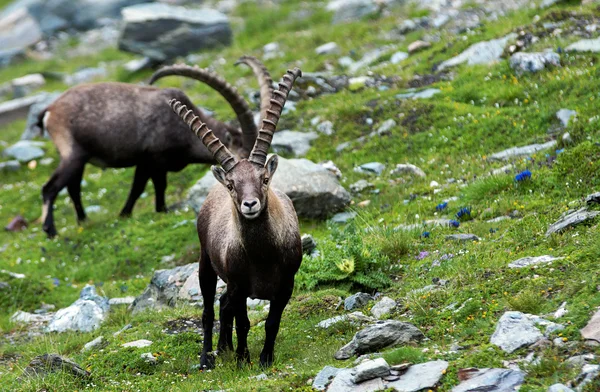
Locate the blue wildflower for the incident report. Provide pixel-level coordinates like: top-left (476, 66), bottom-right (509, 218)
top-left (52, 278), bottom-right (60, 287)
top-left (422, 231), bottom-right (430, 238)
top-left (455, 207), bottom-right (471, 219)
top-left (436, 202), bottom-right (448, 212)
top-left (515, 170), bottom-right (532, 182)
top-left (489, 228), bottom-right (498, 234)
top-left (556, 148), bottom-right (564, 154)
top-left (449, 220), bottom-right (460, 228)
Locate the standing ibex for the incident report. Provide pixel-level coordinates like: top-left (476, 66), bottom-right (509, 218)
top-left (38, 60), bottom-right (268, 238)
top-left (169, 68), bottom-right (303, 369)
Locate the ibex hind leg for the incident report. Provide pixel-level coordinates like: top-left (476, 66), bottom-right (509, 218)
top-left (120, 165), bottom-right (151, 217)
top-left (231, 291), bottom-right (251, 367)
top-left (66, 164), bottom-right (87, 222)
top-left (150, 170), bottom-right (168, 213)
top-left (199, 250), bottom-right (218, 370)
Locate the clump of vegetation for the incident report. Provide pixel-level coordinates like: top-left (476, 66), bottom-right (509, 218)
top-left (552, 141), bottom-right (600, 192)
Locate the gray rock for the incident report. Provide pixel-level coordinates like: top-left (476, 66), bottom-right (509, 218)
top-left (548, 384), bottom-right (574, 392)
top-left (326, 0), bottom-right (377, 24)
top-left (64, 67), bottom-right (108, 85)
top-left (508, 255), bottom-right (564, 268)
top-left (452, 368), bottom-right (525, 392)
top-left (348, 76), bottom-right (372, 91)
top-left (387, 360), bottom-right (449, 392)
top-left (317, 312), bottom-right (374, 329)
top-left (250, 373), bottom-right (268, 381)
top-left (130, 263), bottom-right (199, 314)
top-left (187, 157), bottom-right (351, 219)
top-left (6, 73), bottom-right (46, 98)
top-left (390, 51), bottom-right (409, 64)
top-left (0, 8), bottom-right (42, 66)
top-left (3, 140), bottom-right (45, 162)
top-left (84, 205), bottom-right (106, 214)
top-left (376, 119), bottom-right (396, 135)
top-left (355, 162), bottom-right (385, 176)
top-left (546, 207), bottom-right (600, 237)
top-left (390, 163), bottom-right (426, 178)
top-left (566, 37), bottom-right (600, 52)
top-left (141, 352), bottom-right (157, 364)
top-left (489, 140), bottom-right (557, 161)
top-left (46, 285), bottom-right (109, 333)
top-left (81, 336), bottom-right (104, 352)
top-left (396, 88), bottom-right (440, 99)
top-left (316, 120), bottom-right (335, 135)
top-left (557, 108), bottom-right (576, 128)
top-left (572, 364), bottom-right (600, 391)
top-left (0, 93), bottom-right (47, 128)
top-left (122, 339), bottom-right (152, 348)
top-left (315, 42), bottom-right (340, 55)
top-left (0, 160), bottom-right (20, 172)
top-left (438, 33), bottom-right (517, 71)
top-left (350, 179), bottom-right (374, 194)
top-left (108, 297), bottom-right (135, 306)
top-left (118, 3), bottom-right (232, 62)
top-left (301, 234), bottom-right (317, 256)
top-left (113, 323), bottom-right (132, 337)
top-left (345, 292), bottom-right (372, 310)
top-left (398, 19), bottom-right (418, 34)
top-left (312, 365), bottom-right (340, 390)
top-left (408, 40), bottom-right (431, 54)
top-left (348, 46), bottom-right (393, 73)
top-left (487, 216), bottom-right (510, 223)
top-left (585, 192), bottom-right (600, 205)
top-left (491, 311), bottom-right (564, 353)
top-left (334, 320), bottom-right (425, 360)
top-left (581, 309), bottom-right (600, 343)
top-left (327, 368), bottom-right (385, 392)
top-left (395, 219), bottom-right (454, 232)
top-left (11, 310), bottom-right (53, 324)
top-left (338, 56), bottom-right (355, 68)
top-left (370, 296), bottom-right (396, 319)
top-left (271, 130), bottom-right (318, 157)
top-left (509, 52), bottom-right (560, 75)
top-left (21, 92), bottom-right (61, 140)
top-left (353, 358), bottom-right (390, 383)
top-left (22, 354), bottom-right (90, 379)
top-left (445, 234), bottom-right (480, 242)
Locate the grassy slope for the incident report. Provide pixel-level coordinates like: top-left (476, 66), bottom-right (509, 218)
top-left (1, 0), bottom-right (600, 391)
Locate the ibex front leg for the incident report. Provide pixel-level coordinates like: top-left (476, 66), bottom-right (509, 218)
top-left (199, 251), bottom-right (217, 370)
top-left (260, 285), bottom-right (293, 368)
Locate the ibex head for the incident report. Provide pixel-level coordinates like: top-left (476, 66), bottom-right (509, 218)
top-left (169, 67), bottom-right (301, 220)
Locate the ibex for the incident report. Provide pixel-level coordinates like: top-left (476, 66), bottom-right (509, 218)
top-left (169, 68), bottom-right (303, 369)
top-left (37, 61), bottom-right (267, 238)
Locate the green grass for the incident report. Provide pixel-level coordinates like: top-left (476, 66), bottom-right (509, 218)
top-left (1, 0), bottom-right (600, 391)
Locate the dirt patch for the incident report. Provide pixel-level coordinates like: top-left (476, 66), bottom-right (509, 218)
top-left (162, 318), bottom-right (203, 335)
top-left (400, 104), bottom-right (433, 135)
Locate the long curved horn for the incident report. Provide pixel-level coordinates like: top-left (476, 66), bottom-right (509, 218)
top-left (235, 55), bottom-right (274, 126)
top-left (151, 65), bottom-right (257, 156)
top-left (169, 99), bottom-right (238, 172)
top-left (249, 68), bottom-right (302, 166)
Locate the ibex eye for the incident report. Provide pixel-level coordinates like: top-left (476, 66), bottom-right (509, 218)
top-left (227, 184), bottom-right (233, 191)
top-left (263, 178), bottom-right (269, 185)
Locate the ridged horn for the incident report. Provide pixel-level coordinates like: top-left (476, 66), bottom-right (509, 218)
top-left (151, 64), bottom-right (257, 157)
top-left (168, 99), bottom-right (238, 172)
top-left (249, 68), bottom-right (302, 166)
top-left (235, 55), bottom-right (274, 127)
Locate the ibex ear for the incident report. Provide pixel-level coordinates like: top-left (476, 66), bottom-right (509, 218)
top-left (211, 165), bottom-right (227, 186)
top-left (265, 155), bottom-right (278, 179)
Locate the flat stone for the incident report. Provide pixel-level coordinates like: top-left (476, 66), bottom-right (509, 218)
top-left (348, 46), bottom-right (393, 73)
top-left (548, 384), bottom-right (574, 392)
top-left (345, 293), bottom-right (372, 310)
top-left (3, 140), bottom-right (45, 163)
top-left (445, 234), bottom-right (480, 242)
top-left (331, 211), bottom-right (357, 224)
top-left (22, 354), bottom-right (90, 379)
top-left (355, 162), bottom-right (385, 176)
top-left (438, 33), bottom-right (517, 71)
top-left (108, 297), bottom-right (135, 306)
top-left (390, 163), bottom-right (426, 177)
top-left (81, 336), bottom-right (104, 352)
top-left (335, 320), bottom-right (425, 360)
top-left (326, 0), bottom-right (377, 24)
top-left (371, 296), bottom-right (396, 319)
top-left (327, 368), bottom-right (386, 392)
top-left (452, 368), bottom-right (525, 392)
top-left (565, 354), bottom-right (595, 368)
top-left (390, 51), bottom-right (409, 64)
top-left (396, 88), bottom-right (440, 100)
top-left (122, 339), bottom-right (153, 348)
top-left (0, 160), bottom-right (20, 172)
top-left (508, 255), bottom-right (564, 268)
top-left (0, 94), bottom-right (47, 128)
top-left (556, 109), bottom-right (576, 128)
top-left (387, 360), bottom-right (449, 392)
top-left (271, 130), bottom-right (318, 157)
top-left (509, 52), bottom-right (560, 75)
top-left (11, 310), bottom-right (52, 324)
top-left (315, 42), bottom-right (340, 55)
top-left (350, 179), bottom-right (374, 194)
top-left (317, 312), bottom-right (374, 329)
top-left (566, 37), bottom-right (600, 52)
top-left (491, 311), bottom-right (564, 353)
top-left (581, 309), bottom-right (600, 343)
top-left (489, 140), bottom-right (557, 161)
top-left (353, 358), bottom-right (390, 383)
top-left (408, 40), bottom-right (431, 54)
top-left (546, 207), bottom-right (600, 237)
top-left (312, 365), bottom-right (340, 390)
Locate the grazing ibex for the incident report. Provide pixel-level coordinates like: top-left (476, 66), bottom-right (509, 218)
top-left (169, 68), bottom-right (303, 369)
top-left (38, 64), bottom-right (263, 238)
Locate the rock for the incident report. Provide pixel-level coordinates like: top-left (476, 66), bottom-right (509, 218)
top-left (271, 130), bottom-right (318, 157)
top-left (438, 33), bottom-right (517, 71)
top-left (375, 119), bottom-right (396, 136)
top-left (387, 360), bottom-right (449, 392)
top-left (316, 120), bottom-right (335, 135)
top-left (445, 234), bottom-right (480, 242)
top-left (408, 40), bottom-right (431, 54)
top-left (122, 339), bottom-right (153, 348)
top-left (22, 354), bottom-right (90, 379)
top-left (390, 163), bottom-right (426, 178)
top-left (581, 309), bottom-right (600, 343)
top-left (250, 373), bottom-right (268, 381)
top-left (21, 92), bottom-right (62, 140)
top-left (566, 37), bottom-right (600, 52)
top-left (3, 140), bottom-right (45, 163)
top-left (370, 296), bottom-right (396, 319)
top-left (348, 46), bottom-right (393, 73)
top-left (585, 192), bottom-right (600, 205)
top-left (489, 140), bottom-right (557, 161)
top-left (312, 365), bottom-right (340, 390)
top-left (556, 109), bottom-right (576, 128)
top-left (398, 19), bottom-right (418, 34)
top-left (81, 336), bottom-right (104, 352)
top-left (353, 358), bottom-right (390, 383)
top-left (130, 263), bottom-right (199, 314)
top-left (452, 368), bottom-right (525, 392)
top-left (317, 312), bottom-right (374, 329)
top-left (327, 368), bottom-right (385, 392)
top-left (350, 179), bottom-right (374, 194)
top-left (0, 93), bottom-right (48, 127)
top-left (141, 352), bottom-right (157, 364)
top-left (355, 162), bottom-right (385, 176)
top-left (345, 292), bottom-right (372, 310)
top-left (315, 42), bottom-right (340, 55)
top-left (187, 157), bottom-right (351, 219)
top-left (64, 67), bottom-right (108, 85)
top-left (5, 215), bottom-right (27, 232)
top-left (331, 211), bottom-right (357, 223)
top-left (0, 160), bottom-right (20, 172)
top-left (108, 297), bottom-right (135, 306)
top-left (546, 207), bottom-right (600, 236)
top-left (508, 255), bottom-right (564, 268)
top-left (7, 73), bottom-right (46, 98)
top-left (348, 76), bottom-right (372, 91)
top-left (339, 56), bottom-right (355, 68)
top-left (0, 269), bottom-right (25, 279)
top-left (396, 88), bottom-right (440, 99)
top-left (46, 285), bottom-right (109, 333)
top-left (572, 364), bottom-right (600, 391)
top-left (118, 3), bottom-right (232, 62)
top-left (11, 310), bottom-right (52, 324)
top-left (326, 0), bottom-right (377, 24)
top-left (509, 52), bottom-right (560, 74)
top-left (491, 311), bottom-right (564, 353)
top-left (548, 384), bottom-right (574, 392)
top-left (334, 320), bottom-right (425, 360)
top-left (113, 323), bottom-right (133, 337)
top-left (0, 8), bottom-right (42, 66)
top-left (566, 354), bottom-right (595, 367)
top-left (390, 51), bottom-right (409, 64)
top-left (554, 302), bottom-right (568, 319)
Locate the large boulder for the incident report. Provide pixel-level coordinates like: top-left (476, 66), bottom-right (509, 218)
top-left (3, 140), bottom-right (45, 163)
top-left (438, 33), bottom-right (517, 71)
top-left (187, 157), bottom-right (351, 219)
top-left (0, 7), bottom-right (42, 66)
top-left (118, 3), bottom-right (232, 62)
top-left (452, 368), bottom-right (525, 392)
top-left (46, 285), bottom-right (109, 333)
top-left (490, 311), bottom-right (564, 353)
top-left (0, 93), bottom-right (50, 128)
